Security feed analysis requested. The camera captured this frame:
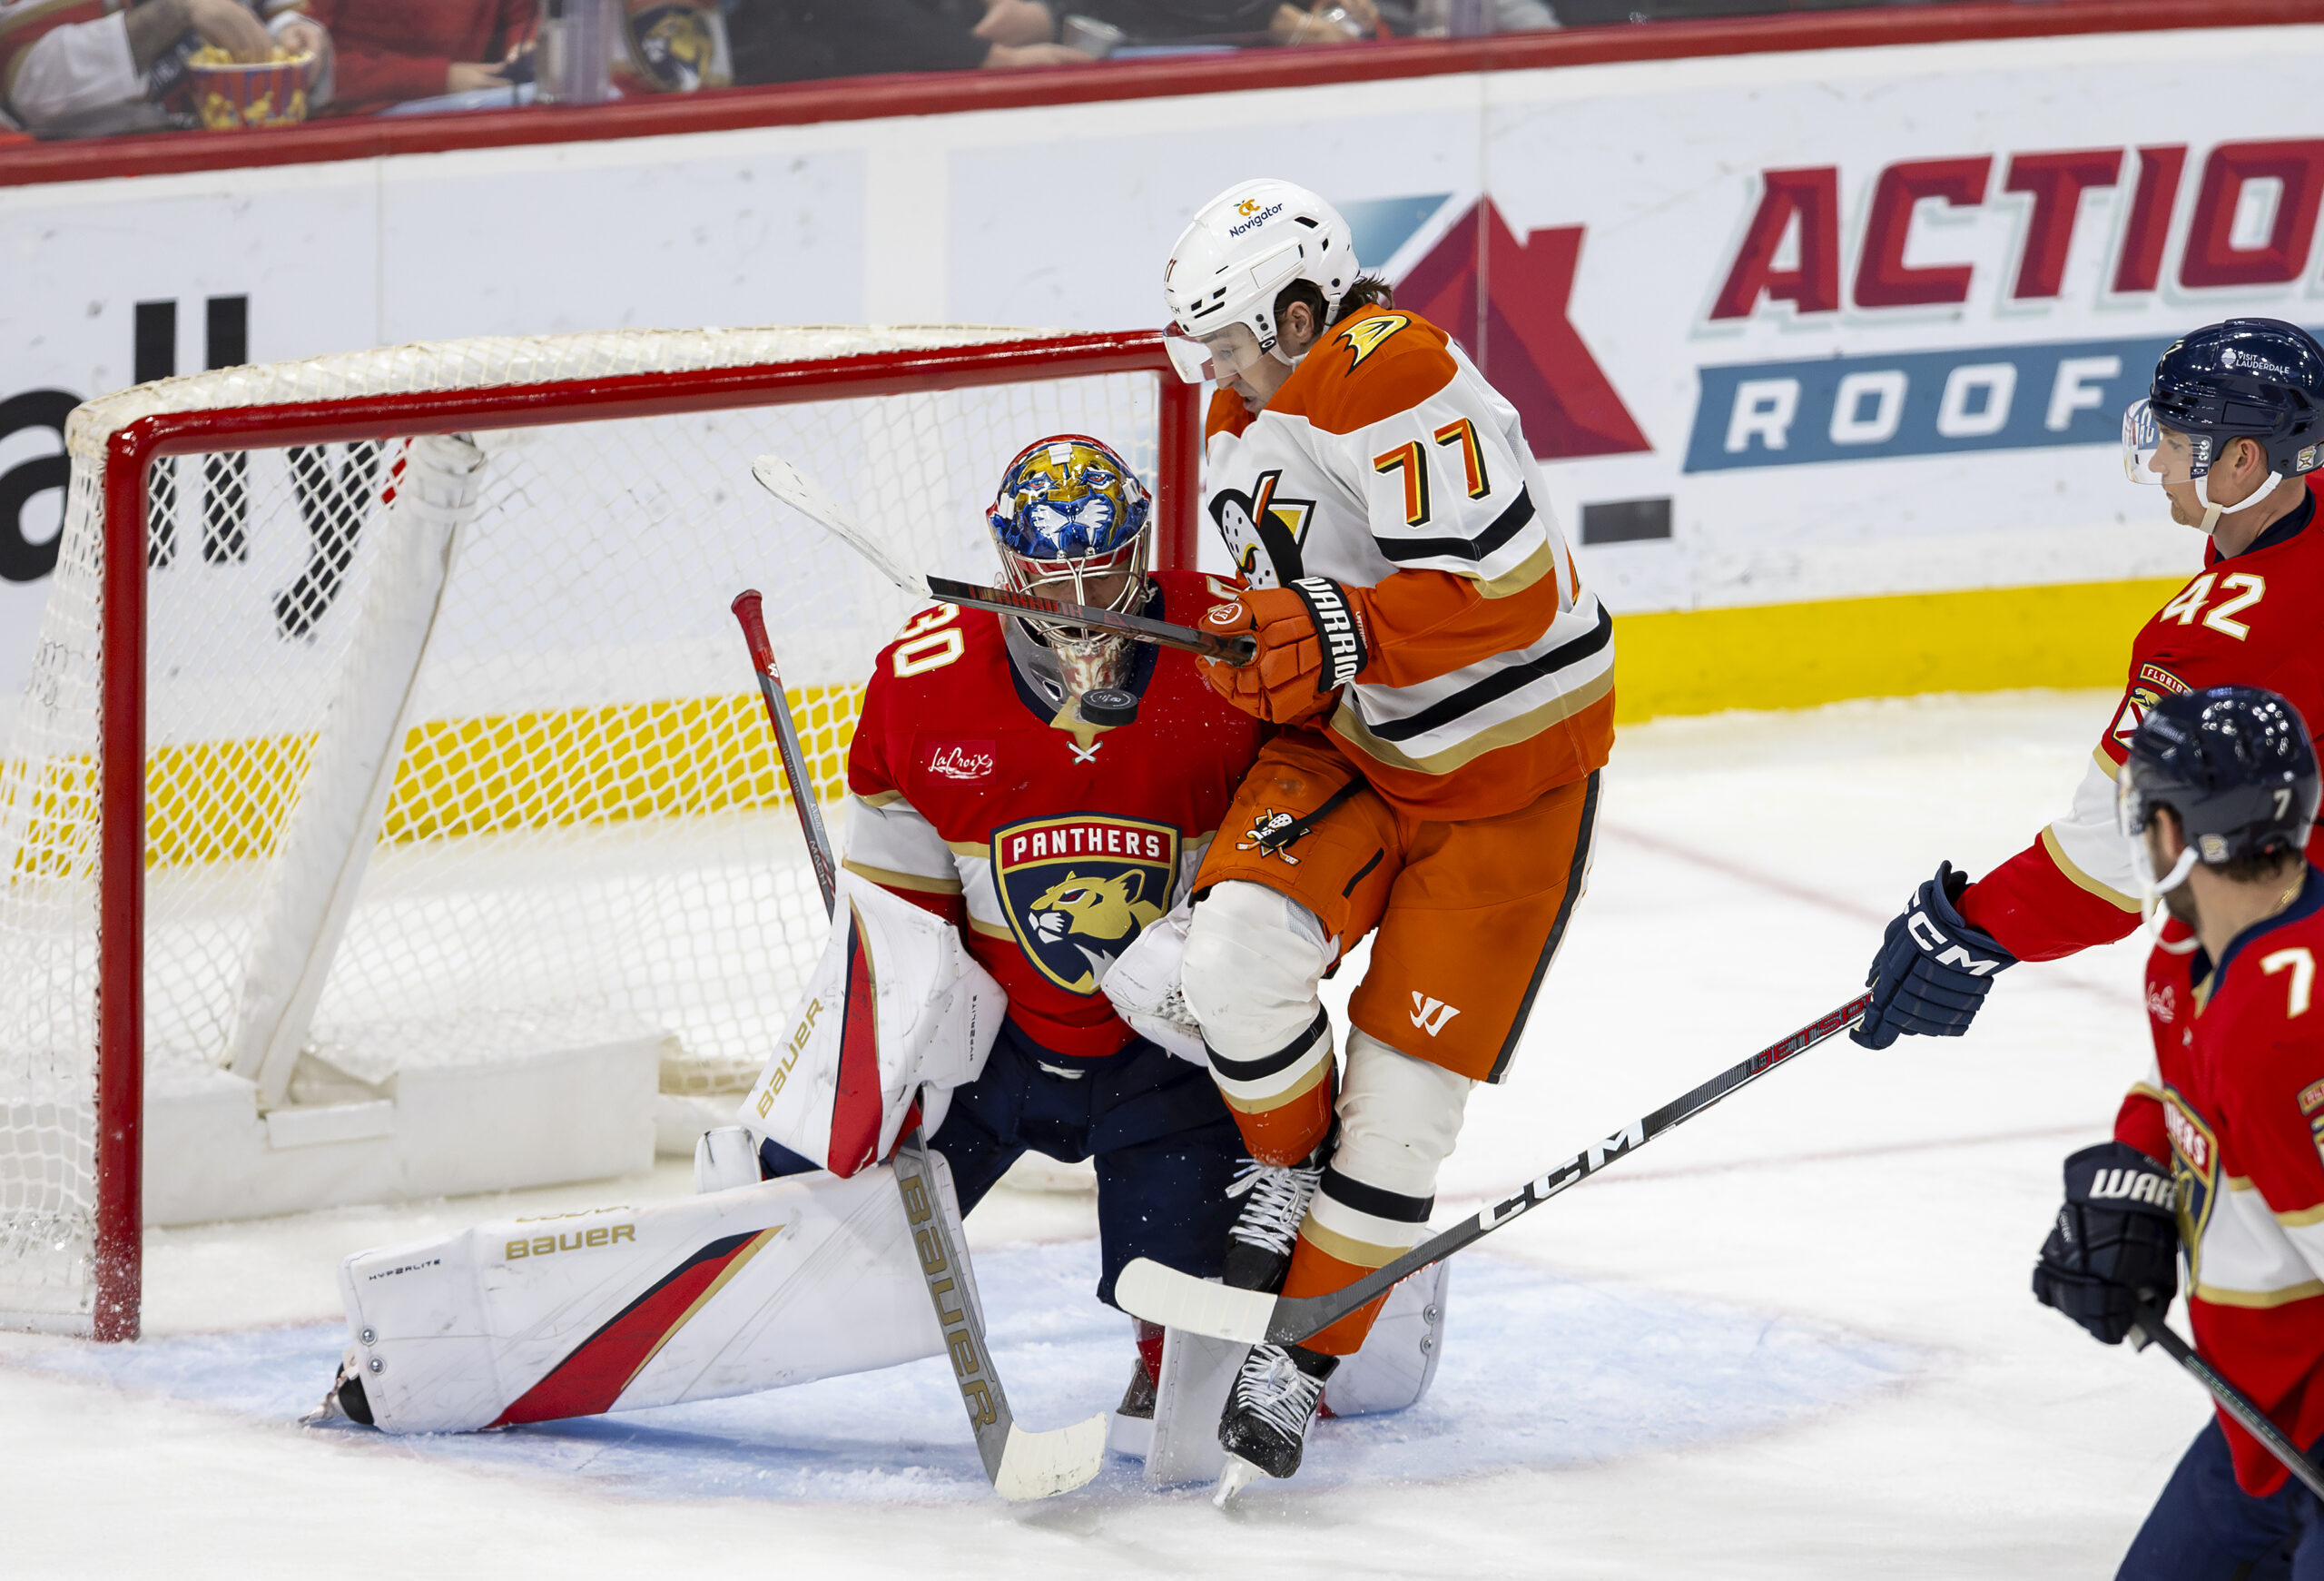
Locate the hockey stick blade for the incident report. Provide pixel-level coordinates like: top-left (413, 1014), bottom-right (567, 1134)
top-left (995, 1416), bottom-right (1113, 1501)
top-left (2133, 1301), bottom-right (2324, 1502)
top-left (1117, 991), bottom-right (1875, 1345)
top-left (750, 454), bottom-right (932, 598)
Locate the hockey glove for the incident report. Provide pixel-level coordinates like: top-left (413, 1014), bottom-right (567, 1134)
top-left (1198, 578), bottom-right (1370, 726)
top-left (1851, 861), bottom-right (2018, 1049)
top-left (2033, 1141), bottom-right (2180, 1345)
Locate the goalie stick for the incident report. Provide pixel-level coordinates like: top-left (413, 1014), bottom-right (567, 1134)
top-left (2132, 1301), bottom-right (2324, 1503)
top-left (729, 593), bottom-right (1108, 1500)
top-left (1116, 991), bottom-right (1877, 1346)
top-left (749, 454), bottom-right (1255, 667)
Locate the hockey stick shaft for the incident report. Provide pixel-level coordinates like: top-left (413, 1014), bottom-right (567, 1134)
top-left (2133, 1302), bottom-right (2324, 1502)
top-left (731, 590), bottom-right (838, 917)
top-left (749, 452), bottom-right (1253, 667)
top-left (1117, 992), bottom-right (1873, 1345)
top-left (924, 574), bottom-right (1255, 667)
top-left (732, 587), bottom-right (1104, 1498)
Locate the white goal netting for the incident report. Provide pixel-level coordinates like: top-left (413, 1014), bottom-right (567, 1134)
top-left (0, 326), bottom-right (1172, 1332)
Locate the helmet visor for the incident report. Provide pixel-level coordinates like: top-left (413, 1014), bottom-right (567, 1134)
top-left (1162, 322), bottom-right (1214, 385)
top-left (1180, 321), bottom-right (1269, 390)
top-left (2122, 399), bottom-right (2206, 486)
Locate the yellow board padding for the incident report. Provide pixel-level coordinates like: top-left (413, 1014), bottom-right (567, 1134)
top-left (134, 684), bottom-right (864, 870)
top-left (1607, 577), bottom-right (2181, 723)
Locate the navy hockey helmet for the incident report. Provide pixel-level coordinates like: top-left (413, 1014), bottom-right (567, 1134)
top-left (2118, 685), bottom-right (2319, 893)
top-left (2124, 319), bottom-right (2324, 505)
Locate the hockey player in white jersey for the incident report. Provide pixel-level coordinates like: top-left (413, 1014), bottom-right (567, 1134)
top-left (1114, 178), bottom-right (1615, 1488)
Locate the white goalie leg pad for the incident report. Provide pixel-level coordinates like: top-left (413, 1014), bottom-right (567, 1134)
top-left (1306, 1032), bottom-right (1474, 1260)
top-left (1321, 1258), bottom-right (1450, 1418)
top-left (337, 1157), bottom-right (978, 1433)
top-left (1099, 897), bottom-right (1207, 1065)
top-left (1179, 879), bottom-right (1333, 1060)
top-left (742, 868), bottom-right (1005, 1176)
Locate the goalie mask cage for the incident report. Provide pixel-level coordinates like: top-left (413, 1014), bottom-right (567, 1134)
top-left (0, 326), bottom-right (1199, 1340)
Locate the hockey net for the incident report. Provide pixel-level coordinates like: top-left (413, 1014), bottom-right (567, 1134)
top-left (0, 326), bottom-right (1197, 1339)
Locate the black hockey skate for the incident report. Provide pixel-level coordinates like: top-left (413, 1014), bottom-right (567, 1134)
top-left (1217, 1340), bottom-right (1337, 1483)
top-left (1222, 1148), bottom-right (1325, 1292)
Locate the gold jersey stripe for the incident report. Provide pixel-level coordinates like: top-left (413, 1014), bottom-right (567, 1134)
top-left (2040, 823), bottom-right (2139, 913)
top-left (840, 858), bottom-right (962, 895)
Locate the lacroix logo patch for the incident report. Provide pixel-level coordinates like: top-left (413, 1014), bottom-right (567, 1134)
top-left (926, 740), bottom-right (997, 782)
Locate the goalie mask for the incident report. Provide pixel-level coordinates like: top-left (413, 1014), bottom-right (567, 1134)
top-left (987, 435), bottom-right (1153, 699)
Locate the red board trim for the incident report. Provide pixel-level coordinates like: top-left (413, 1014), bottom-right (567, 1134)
top-left (5, 0), bottom-right (2318, 191)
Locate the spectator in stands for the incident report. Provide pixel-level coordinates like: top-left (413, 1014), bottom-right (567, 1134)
top-left (0, 0), bottom-right (329, 137)
top-left (727, 0), bottom-right (1093, 83)
top-left (279, 0), bottom-right (532, 114)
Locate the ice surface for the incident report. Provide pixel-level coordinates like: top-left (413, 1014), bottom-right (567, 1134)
top-left (0, 693), bottom-right (2216, 1577)
top-left (10, 1242), bottom-right (1917, 1505)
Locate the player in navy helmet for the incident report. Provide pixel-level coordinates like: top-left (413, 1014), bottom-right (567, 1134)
top-left (2034, 686), bottom-right (2324, 1576)
top-left (1854, 320), bottom-right (2324, 1053)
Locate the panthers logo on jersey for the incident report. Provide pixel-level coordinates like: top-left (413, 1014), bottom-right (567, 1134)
top-left (2163, 1087), bottom-right (2221, 1286)
top-left (991, 814), bottom-right (1180, 993)
top-left (1207, 469), bottom-right (1315, 588)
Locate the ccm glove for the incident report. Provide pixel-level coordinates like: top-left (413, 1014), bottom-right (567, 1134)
top-left (1851, 860), bottom-right (2017, 1050)
top-left (2033, 1141), bottom-right (2180, 1345)
top-left (1198, 577), bottom-right (1370, 726)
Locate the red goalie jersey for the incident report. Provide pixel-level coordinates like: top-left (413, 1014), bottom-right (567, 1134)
top-left (841, 571), bottom-right (1266, 1059)
top-left (1961, 483), bottom-right (2324, 961)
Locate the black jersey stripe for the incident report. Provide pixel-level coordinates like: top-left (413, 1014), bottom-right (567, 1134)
top-left (1358, 603), bottom-right (1613, 745)
top-left (1374, 486), bottom-right (1535, 565)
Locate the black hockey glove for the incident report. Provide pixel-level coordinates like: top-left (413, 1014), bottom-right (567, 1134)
top-left (1851, 861), bottom-right (2017, 1050)
top-left (2033, 1141), bottom-right (2180, 1346)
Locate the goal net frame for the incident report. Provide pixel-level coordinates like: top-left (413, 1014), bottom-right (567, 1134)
top-left (38, 326), bottom-right (1199, 1341)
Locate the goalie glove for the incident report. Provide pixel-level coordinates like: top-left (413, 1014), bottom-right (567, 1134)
top-left (1198, 578), bottom-right (1370, 726)
top-left (2033, 1141), bottom-right (2181, 1346)
top-left (1100, 898), bottom-right (1208, 1065)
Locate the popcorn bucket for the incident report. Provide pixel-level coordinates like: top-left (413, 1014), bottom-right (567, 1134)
top-left (189, 51), bottom-right (314, 131)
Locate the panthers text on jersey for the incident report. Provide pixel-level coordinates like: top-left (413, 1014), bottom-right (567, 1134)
top-left (841, 570), bottom-right (1266, 1059)
top-left (1961, 480), bottom-right (2324, 961)
top-left (1204, 303), bottom-right (1612, 823)
top-left (2118, 869), bottom-right (2324, 1496)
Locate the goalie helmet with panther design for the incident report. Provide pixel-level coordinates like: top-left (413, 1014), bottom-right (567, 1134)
top-left (987, 434), bottom-right (1153, 699)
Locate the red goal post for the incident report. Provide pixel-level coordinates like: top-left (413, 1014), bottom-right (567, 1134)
top-left (1, 326), bottom-right (1200, 1340)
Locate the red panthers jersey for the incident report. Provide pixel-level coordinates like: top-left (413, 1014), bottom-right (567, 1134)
top-left (842, 569), bottom-right (1265, 1059)
top-left (1963, 482), bottom-right (2324, 961)
top-left (2118, 869), bottom-right (2324, 1496)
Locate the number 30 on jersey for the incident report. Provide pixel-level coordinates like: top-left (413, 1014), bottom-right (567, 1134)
top-left (892, 605), bottom-right (964, 677)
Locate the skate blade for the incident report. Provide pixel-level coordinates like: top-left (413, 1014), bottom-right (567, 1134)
top-left (1213, 1453), bottom-right (1265, 1508)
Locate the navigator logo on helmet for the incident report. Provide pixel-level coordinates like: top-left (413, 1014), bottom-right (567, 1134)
top-left (986, 434), bottom-right (1154, 702)
top-left (1161, 179), bottom-right (1359, 385)
top-left (2122, 318), bottom-right (2324, 534)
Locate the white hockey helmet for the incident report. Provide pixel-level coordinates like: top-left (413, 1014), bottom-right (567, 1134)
top-left (1162, 179), bottom-right (1359, 383)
